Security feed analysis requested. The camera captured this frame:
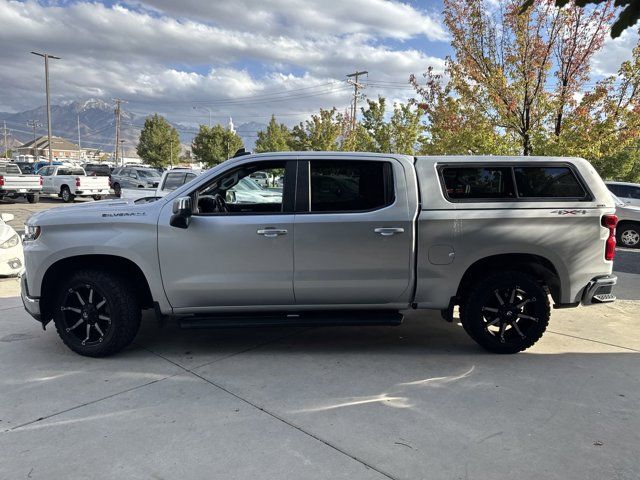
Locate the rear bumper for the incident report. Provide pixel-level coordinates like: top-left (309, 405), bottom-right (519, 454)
top-left (20, 273), bottom-right (41, 321)
top-left (581, 275), bottom-right (617, 305)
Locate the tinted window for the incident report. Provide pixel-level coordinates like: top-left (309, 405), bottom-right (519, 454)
top-left (163, 172), bottom-right (188, 191)
top-left (3, 164), bottom-right (22, 174)
top-left (310, 161), bottom-right (392, 212)
top-left (441, 167), bottom-right (515, 200)
top-left (607, 184), bottom-right (620, 196)
top-left (628, 186), bottom-right (640, 199)
top-left (57, 167), bottom-right (85, 176)
top-left (515, 167), bottom-right (586, 198)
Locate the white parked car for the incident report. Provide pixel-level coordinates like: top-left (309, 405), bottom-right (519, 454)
top-left (612, 194), bottom-right (640, 248)
top-left (39, 165), bottom-right (111, 202)
top-left (606, 181), bottom-right (640, 207)
top-left (0, 213), bottom-right (23, 276)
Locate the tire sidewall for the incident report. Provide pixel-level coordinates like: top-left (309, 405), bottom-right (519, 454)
top-left (52, 270), bottom-right (140, 357)
top-left (463, 272), bottom-right (550, 354)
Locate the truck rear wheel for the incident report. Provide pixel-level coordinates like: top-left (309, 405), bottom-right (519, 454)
top-left (460, 271), bottom-right (550, 354)
top-left (61, 186), bottom-right (75, 203)
top-left (113, 183), bottom-right (121, 198)
top-left (27, 193), bottom-right (40, 204)
top-left (92, 195), bottom-right (103, 201)
top-left (53, 269), bottom-right (141, 357)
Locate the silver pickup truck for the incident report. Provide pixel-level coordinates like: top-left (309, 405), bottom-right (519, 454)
top-left (0, 162), bottom-right (42, 203)
top-left (20, 152), bottom-right (618, 357)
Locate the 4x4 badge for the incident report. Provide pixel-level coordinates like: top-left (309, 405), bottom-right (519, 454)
top-left (550, 209), bottom-right (587, 215)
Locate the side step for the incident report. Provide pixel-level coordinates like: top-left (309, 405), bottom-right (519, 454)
top-left (179, 310), bottom-right (404, 329)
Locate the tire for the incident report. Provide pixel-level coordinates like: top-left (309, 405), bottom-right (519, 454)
top-left (92, 195), bottom-right (103, 201)
top-left (460, 271), bottom-right (550, 354)
top-left (61, 186), bottom-right (75, 203)
top-left (617, 223), bottom-right (640, 249)
top-left (27, 193), bottom-right (40, 204)
top-left (113, 183), bottom-right (121, 198)
top-left (53, 269), bottom-right (141, 357)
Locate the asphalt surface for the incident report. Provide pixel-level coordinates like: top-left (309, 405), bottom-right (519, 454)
top-left (0, 196), bottom-right (638, 479)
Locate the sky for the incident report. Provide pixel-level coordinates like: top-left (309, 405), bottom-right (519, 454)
top-left (0, 0), bottom-right (637, 128)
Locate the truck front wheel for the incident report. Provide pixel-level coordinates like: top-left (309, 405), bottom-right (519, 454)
top-left (53, 269), bottom-right (141, 357)
top-left (460, 271), bottom-right (550, 354)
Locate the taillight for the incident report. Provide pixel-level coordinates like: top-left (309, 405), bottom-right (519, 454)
top-left (0, 175), bottom-right (4, 187)
top-left (602, 214), bottom-right (618, 261)
top-left (75, 177), bottom-right (81, 187)
top-left (39, 175), bottom-right (43, 186)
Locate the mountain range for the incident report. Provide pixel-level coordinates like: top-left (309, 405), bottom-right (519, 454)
top-left (0, 99), bottom-right (265, 156)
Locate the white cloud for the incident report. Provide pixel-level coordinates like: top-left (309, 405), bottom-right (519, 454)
top-left (591, 28), bottom-right (639, 76)
top-left (0, 0), bottom-right (445, 125)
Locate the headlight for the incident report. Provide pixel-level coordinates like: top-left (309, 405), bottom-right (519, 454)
top-left (23, 225), bottom-right (41, 242)
top-left (1, 234), bottom-right (19, 249)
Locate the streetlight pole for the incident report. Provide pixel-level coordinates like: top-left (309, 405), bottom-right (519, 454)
top-left (31, 51), bottom-right (60, 164)
top-left (193, 106), bottom-right (212, 127)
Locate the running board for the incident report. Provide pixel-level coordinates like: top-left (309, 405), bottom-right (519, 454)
top-left (178, 310), bottom-right (404, 329)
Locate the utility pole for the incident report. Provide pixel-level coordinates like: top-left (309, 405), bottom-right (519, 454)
top-left (31, 52), bottom-right (60, 164)
top-left (77, 115), bottom-right (82, 161)
top-left (27, 120), bottom-right (42, 161)
top-left (346, 70), bottom-right (368, 129)
top-left (120, 140), bottom-right (125, 164)
top-left (2, 122), bottom-right (7, 159)
top-left (113, 98), bottom-right (127, 167)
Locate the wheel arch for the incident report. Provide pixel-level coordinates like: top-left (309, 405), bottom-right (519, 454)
top-left (456, 253), bottom-right (561, 304)
top-left (40, 254), bottom-right (154, 323)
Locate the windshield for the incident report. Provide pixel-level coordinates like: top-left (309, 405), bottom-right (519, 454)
top-left (138, 169), bottom-right (161, 179)
top-left (235, 177), bottom-right (265, 191)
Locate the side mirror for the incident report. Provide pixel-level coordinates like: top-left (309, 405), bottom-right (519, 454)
top-left (1, 213), bottom-right (14, 222)
top-left (170, 196), bottom-right (192, 229)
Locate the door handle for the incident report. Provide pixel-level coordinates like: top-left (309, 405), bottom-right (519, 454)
top-left (374, 227), bottom-right (405, 236)
top-left (257, 228), bottom-right (288, 237)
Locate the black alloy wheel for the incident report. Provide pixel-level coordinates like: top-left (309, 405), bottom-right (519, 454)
top-left (53, 270), bottom-right (141, 357)
top-left (461, 271), bottom-right (550, 354)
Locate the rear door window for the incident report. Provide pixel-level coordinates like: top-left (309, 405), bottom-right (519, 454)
top-left (163, 172), bottom-right (188, 191)
top-left (514, 167), bottom-right (586, 199)
top-left (441, 167), bottom-right (515, 200)
top-left (309, 160), bottom-right (393, 212)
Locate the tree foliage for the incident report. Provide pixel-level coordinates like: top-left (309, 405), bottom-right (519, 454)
top-left (520, 0), bottom-right (640, 38)
top-left (191, 124), bottom-right (244, 167)
top-left (254, 115), bottom-right (291, 152)
top-left (136, 114), bottom-right (180, 167)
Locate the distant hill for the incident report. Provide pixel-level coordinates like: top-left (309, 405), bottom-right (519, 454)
top-left (0, 99), bottom-right (266, 156)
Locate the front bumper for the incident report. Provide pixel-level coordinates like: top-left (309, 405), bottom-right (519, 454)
top-left (20, 273), bottom-right (41, 321)
top-left (581, 274), bottom-right (617, 305)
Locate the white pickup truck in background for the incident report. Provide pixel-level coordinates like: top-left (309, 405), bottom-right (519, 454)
top-left (0, 161), bottom-right (42, 203)
top-left (39, 165), bottom-right (111, 202)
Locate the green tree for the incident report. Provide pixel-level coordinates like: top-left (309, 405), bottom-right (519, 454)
top-left (255, 115), bottom-right (292, 152)
top-left (191, 124), bottom-right (243, 167)
top-left (390, 102), bottom-right (424, 155)
top-left (136, 114), bottom-right (180, 167)
top-left (360, 97), bottom-right (392, 153)
top-left (288, 108), bottom-right (342, 151)
top-left (411, 67), bottom-right (518, 155)
top-left (2, 148), bottom-right (12, 159)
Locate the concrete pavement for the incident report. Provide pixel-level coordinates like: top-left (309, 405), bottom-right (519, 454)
top-left (1, 297), bottom-right (638, 480)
